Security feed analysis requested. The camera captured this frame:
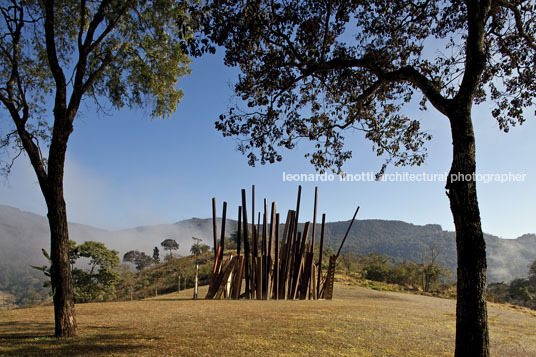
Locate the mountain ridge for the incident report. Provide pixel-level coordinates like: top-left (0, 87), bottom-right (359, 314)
top-left (1, 204), bottom-right (535, 286)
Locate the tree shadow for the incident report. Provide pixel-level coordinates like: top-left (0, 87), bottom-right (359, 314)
top-left (0, 323), bottom-right (152, 356)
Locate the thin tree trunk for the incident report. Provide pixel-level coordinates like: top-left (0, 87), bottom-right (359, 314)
top-left (447, 109), bottom-right (489, 357)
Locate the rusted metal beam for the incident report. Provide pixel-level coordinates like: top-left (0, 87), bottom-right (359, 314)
top-left (279, 210), bottom-right (294, 299)
top-left (267, 201), bottom-right (276, 299)
top-left (309, 186), bottom-right (318, 299)
top-left (274, 212), bottom-right (280, 300)
top-left (220, 201), bottom-right (227, 260)
top-left (335, 205), bottom-right (360, 258)
top-left (212, 197), bottom-right (218, 259)
top-left (241, 189), bottom-right (251, 298)
top-left (316, 213), bottom-right (326, 299)
top-left (237, 206), bottom-right (242, 258)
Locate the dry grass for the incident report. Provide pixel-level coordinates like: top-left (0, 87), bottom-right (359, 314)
top-left (1, 284), bottom-right (535, 356)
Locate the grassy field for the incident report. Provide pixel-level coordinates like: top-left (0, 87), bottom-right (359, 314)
top-left (1, 284), bottom-right (535, 356)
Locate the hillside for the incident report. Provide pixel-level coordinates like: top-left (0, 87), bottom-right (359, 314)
top-left (1, 204), bottom-right (535, 305)
top-left (0, 284), bottom-right (534, 356)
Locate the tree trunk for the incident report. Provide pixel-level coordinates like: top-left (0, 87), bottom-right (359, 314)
top-left (447, 108), bottom-right (489, 357)
top-left (43, 108), bottom-right (77, 338)
top-left (45, 183), bottom-right (77, 338)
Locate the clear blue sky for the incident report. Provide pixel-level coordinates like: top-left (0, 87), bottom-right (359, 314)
top-left (1, 51), bottom-right (534, 239)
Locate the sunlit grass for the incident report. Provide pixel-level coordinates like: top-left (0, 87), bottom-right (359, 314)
top-left (0, 284), bottom-right (535, 356)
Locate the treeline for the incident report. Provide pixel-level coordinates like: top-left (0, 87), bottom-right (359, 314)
top-left (336, 250), bottom-right (453, 294)
top-left (486, 260), bottom-right (536, 310)
top-left (0, 264), bottom-right (49, 308)
top-left (26, 238), bottom-right (214, 305)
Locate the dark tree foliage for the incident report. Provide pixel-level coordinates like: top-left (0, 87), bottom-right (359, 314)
top-left (123, 250), bottom-right (153, 272)
top-left (208, 1), bottom-right (536, 356)
top-left (190, 241), bottom-right (210, 256)
top-left (161, 239), bottom-right (180, 257)
top-left (153, 247), bottom-right (160, 264)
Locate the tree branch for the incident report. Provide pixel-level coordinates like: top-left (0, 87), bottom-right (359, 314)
top-left (43, 0), bottom-right (67, 99)
top-left (302, 56), bottom-right (451, 116)
top-left (496, 0), bottom-right (536, 50)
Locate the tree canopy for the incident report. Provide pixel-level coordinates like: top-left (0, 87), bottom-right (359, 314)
top-left (72, 241), bottom-right (120, 302)
top-left (123, 250), bottom-right (154, 271)
top-left (210, 0), bottom-right (535, 175)
top-left (161, 239), bottom-right (180, 257)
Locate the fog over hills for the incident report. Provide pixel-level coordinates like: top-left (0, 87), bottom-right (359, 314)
top-left (1, 204), bottom-right (535, 286)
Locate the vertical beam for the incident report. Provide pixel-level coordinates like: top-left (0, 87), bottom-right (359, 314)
top-left (293, 185), bottom-right (302, 243)
top-left (234, 256), bottom-right (244, 299)
top-left (317, 213), bottom-right (326, 299)
top-left (251, 185), bottom-right (256, 298)
top-left (267, 201), bottom-right (276, 299)
top-left (310, 186), bottom-right (318, 299)
top-left (311, 186), bottom-right (318, 250)
top-left (237, 206), bottom-right (242, 258)
top-left (279, 210), bottom-right (294, 299)
top-left (293, 222), bottom-right (310, 298)
top-left (251, 184), bottom-right (255, 230)
top-left (220, 201), bottom-right (227, 260)
top-left (263, 199), bottom-right (268, 298)
top-left (288, 231), bottom-right (301, 298)
top-left (212, 197), bottom-right (218, 259)
top-left (256, 213), bottom-right (262, 299)
top-left (275, 212), bottom-right (280, 300)
top-left (241, 189), bottom-right (251, 298)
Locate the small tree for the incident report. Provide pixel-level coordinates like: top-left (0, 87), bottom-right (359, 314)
top-left (161, 239), bottom-right (180, 258)
top-left (33, 241), bottom-right (120, 303)
top-left (190, 237), bottom-right (210, 256)
top-left (72, 241), bottom-right (120, 303)
top-left (153, 247), bottom-right (160, 264)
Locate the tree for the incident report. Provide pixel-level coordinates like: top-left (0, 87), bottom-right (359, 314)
top-left (33, 241), bottom-right (120, 303)
top-left (420, 246), bottom-right (446, 292)
top-left (0, 0), bottom-right (206, 337)
top-left (190, 237), bottom-right (210, 256)
top-left (161, 239), bottom-right (180, 258)
top-left (529, 259), bottom-right (536, 285)
top-left (359, 253), bottom-right (391, 282)
top-left (153, 247), bottom-right (160, 264)
top-left (72, 241), bottom-right (120, 302)
top-left (208, 1), bottom-right (536, 355)
top-left (123, 250), bottom-right (153, 272)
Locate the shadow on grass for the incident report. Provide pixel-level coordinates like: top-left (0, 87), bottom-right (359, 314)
top-left (0, 323), bottom-right (152, 357)
top-left (149, 297), bottom-right (197, 301)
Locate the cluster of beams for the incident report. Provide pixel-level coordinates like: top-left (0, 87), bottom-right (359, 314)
top-left (206, 185), bottom-right (359, 300)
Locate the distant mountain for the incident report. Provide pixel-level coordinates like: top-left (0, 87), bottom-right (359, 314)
top-left (319, 219), bottom-right (536, 283)
top-left (0, 205), bottom-right (236, 271)
top-left (1, 205), bottom-right (535, 301)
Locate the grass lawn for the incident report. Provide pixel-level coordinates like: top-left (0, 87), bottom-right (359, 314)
top-left (1, 284), bottom-right (535, 356)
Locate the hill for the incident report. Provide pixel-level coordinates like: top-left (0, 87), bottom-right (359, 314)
top-left (0, 284), bottom-right (534, 356)
top-left (1, 204), bottom-right (535, 305)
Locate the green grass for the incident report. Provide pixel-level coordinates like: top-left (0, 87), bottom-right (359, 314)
top-left (1, 284), bottom-right (535, 356)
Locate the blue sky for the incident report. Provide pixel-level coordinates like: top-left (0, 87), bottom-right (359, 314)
top-left (1, 51), bottom-right (534, 239)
